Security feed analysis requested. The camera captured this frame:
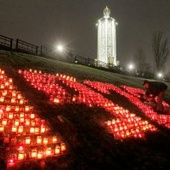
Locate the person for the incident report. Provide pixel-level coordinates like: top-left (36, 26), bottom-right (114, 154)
top-left (142, 80), bottom-right (168, 113)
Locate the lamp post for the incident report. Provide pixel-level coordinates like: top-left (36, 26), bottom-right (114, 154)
top-left (55, 44), bottom-right (74, 62)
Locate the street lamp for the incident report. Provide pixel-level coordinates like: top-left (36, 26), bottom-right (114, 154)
top-left (128, 63), bottom-right (135, 71)
top-left (157, 72), bottom-right (164, 79)
top-left (55, 44), bottom-right (64, 53)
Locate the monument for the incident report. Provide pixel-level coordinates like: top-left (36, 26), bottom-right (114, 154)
top-left (96, 6), bottom-right (118, 67)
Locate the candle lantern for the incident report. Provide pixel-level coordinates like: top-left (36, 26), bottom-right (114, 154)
top-left (2, 119), bottom-right (7, 125)
top-left (30, 127), bottom-right (35, 133)
top-left (31, 149), bottom-right (37, 158)
top-left (8, 112), bottom-right (14, 119)
top-left (40, 126), bottom-right (46, 133)
top-left (52, 136), bottom-right (58, 143)
top-left (43, 137), bottom-right (48, 145)
top-left (61, 143), bottom-right (66, 151)
top-left (25, 136), bottom-right (31, 144)
top-left (25, 119), bottom-right (30, 126)
top-left (18, 126), bottom-right (23, 133)
top-left (36, 136), bottom-right (42, 144)
top-left (0, 126), bottom-right (4, 132)
top-left (45, 147), bottom-right (52, 157)
top-left (18, 151), bottom-right (25, 160)
top-left (37, 151), bottom-right (43, 159)
top-left (35, 127), bottom-right (40, 134)
top-left (54, 145), bottom-right (60, 154)
top-left (14, 119), bottom-right (20, 126)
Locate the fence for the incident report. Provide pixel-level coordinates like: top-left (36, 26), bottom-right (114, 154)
top-left (0, 34), bottom-right (115, 71)
top-left (0, 35), bottom-right (13, 50)
top-left (15, 39), bottom-right (38, 55)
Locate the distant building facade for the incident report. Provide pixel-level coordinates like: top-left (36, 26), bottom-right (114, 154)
top-left (96, 6), bottom-right (118, 67)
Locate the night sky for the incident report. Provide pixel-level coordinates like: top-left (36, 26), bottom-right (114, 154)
top-left (0, 0), bottom-right (170, 69)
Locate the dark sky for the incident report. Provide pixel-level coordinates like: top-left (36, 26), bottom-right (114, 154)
top-left (0, 0), bottom-right (170, 69)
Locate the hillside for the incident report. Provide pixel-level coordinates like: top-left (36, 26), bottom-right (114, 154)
top-left (0, 50), bottom-right (170, 170)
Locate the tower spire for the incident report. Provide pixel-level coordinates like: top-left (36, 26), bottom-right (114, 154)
top-left (103, 6), bottom-right (111, 18)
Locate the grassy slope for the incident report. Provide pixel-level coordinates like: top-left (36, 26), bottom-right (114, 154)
top-left (1, 50), bottom-right (170, 170)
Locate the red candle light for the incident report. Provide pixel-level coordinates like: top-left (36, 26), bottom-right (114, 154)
top-left (54, 145), bottom-right (60, 154)
top-left (36, 136), bottom-right (42, 144)
top-left (18, 152), bottom-right (25, 160)
top-left (31, 149), bottom-right (37, 158)
top-left (0, 126), bottom-right (4, 132)
top-left (18, 126), bottom-right (23, 133)
top-left (25, 137), bottom-right (31, 144)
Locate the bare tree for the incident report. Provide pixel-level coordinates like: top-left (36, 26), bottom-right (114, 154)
top-left (152, 31), bottom-right (169, 72)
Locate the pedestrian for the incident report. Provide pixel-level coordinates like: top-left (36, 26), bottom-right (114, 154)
top-left (142, 80), bottom-right (168, 113)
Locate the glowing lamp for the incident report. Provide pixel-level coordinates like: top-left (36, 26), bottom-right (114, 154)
top-left (40, 126), bottom-right (46, 133)
top-left (20, 117), bottom-right (24, 123)
top-left (17, 94), bottom-right (22, 99)
top-left (45, 147), bottom-right (52, 157)
top-left (25, 137), bottom-right (31, 144)
top-left (35, 127), bottom-right (40, 134)
top-left (18, 152), bottom-right (25, 160)
top-left (20, 112), bottom-right (25, 118)
top-left (30, 127), bottom-right (35, 133)
top-left (14, 106), bottom-right (20, 112)
top-left (0, 126), bottom-right (4, 132)
top-left (43, 137), bottom-right (48, 145)
top-left (5, 82), bottom-right (9, 86)
top-left (14, 120), bottom-right (20, 126)
top-left (9, 78), bottom-right (12, 83)
top-left (11, 98), bottom-right (16, 103)
top-left (25, 119), bottom-right (30, 126)
top-left (0, 97), bottom-right (4, 102)
top-left (6, 106), bottom-right (11, 112)
top-left (55, 145), bottom-right (60, 154)
top-left (31, 149), bottom-right (37, 158)
top-left (61, 143), bottom-right (66, 151)
top-left (18, 126), bottom-right (23, 133)
top-left (25, 106), bottom-right (31, 112)
top-left (52, 136), bottom-right (58, 143)
top-left (2, 119), bottom-right (7, 125)
top-left (0, 84), bottom-right (4, 89)
top-left (8, 113), bottom-right (14, 119)
top-left (30, 113), bottom-right (35, 119)
top-left (36, 136), bottom-right (42, 144)
top-left (37, 151), bottom-right (43, 159)
top-left (19, 99), bottom-right (24, 104)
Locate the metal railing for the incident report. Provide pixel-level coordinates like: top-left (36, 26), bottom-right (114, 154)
top-left (0, 35), bottom-right (13, 50)
top-left (15, 39), bottom-right (38, 55)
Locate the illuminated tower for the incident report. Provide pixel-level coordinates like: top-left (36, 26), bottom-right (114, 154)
top-left (97, 6), bottom-right (117, 67)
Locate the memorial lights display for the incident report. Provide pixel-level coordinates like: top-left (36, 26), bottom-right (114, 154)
top-left (18, 69), bottom-right (159, 142)
top-left (0, 69), bottom-right (67, 168)
top-left (83, 81), bottom-right (170, 128)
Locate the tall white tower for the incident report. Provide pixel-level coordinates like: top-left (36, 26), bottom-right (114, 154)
top-left (97, 6), bottom-right (117, 67)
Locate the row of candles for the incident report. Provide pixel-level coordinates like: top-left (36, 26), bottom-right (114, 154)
top-left (19, 69), bottom-right (157, 140)
top-left (122, 85), bottom-right (170, 128)
top-left (84, 80), bottom-right (170, 128)
top-left (0, 69), bottom-right (67, 168)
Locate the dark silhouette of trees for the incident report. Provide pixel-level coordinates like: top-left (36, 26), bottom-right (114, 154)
top-left (152, 31), bottom-right (169, 72)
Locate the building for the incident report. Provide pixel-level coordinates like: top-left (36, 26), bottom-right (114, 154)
top-left (96, 6), bottom-right (118, 67)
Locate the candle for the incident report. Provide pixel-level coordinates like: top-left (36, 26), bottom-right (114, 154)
top-left (31, 149), bottom-right (37, 158)
top-left (18, 152), bottom-right (25, 160)
top-left (55, 145), bottom-right (60, 154)
top-left (25, 137), bottom-right (31, 144)
top-left (36, 136), bottom-right (42, 144)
